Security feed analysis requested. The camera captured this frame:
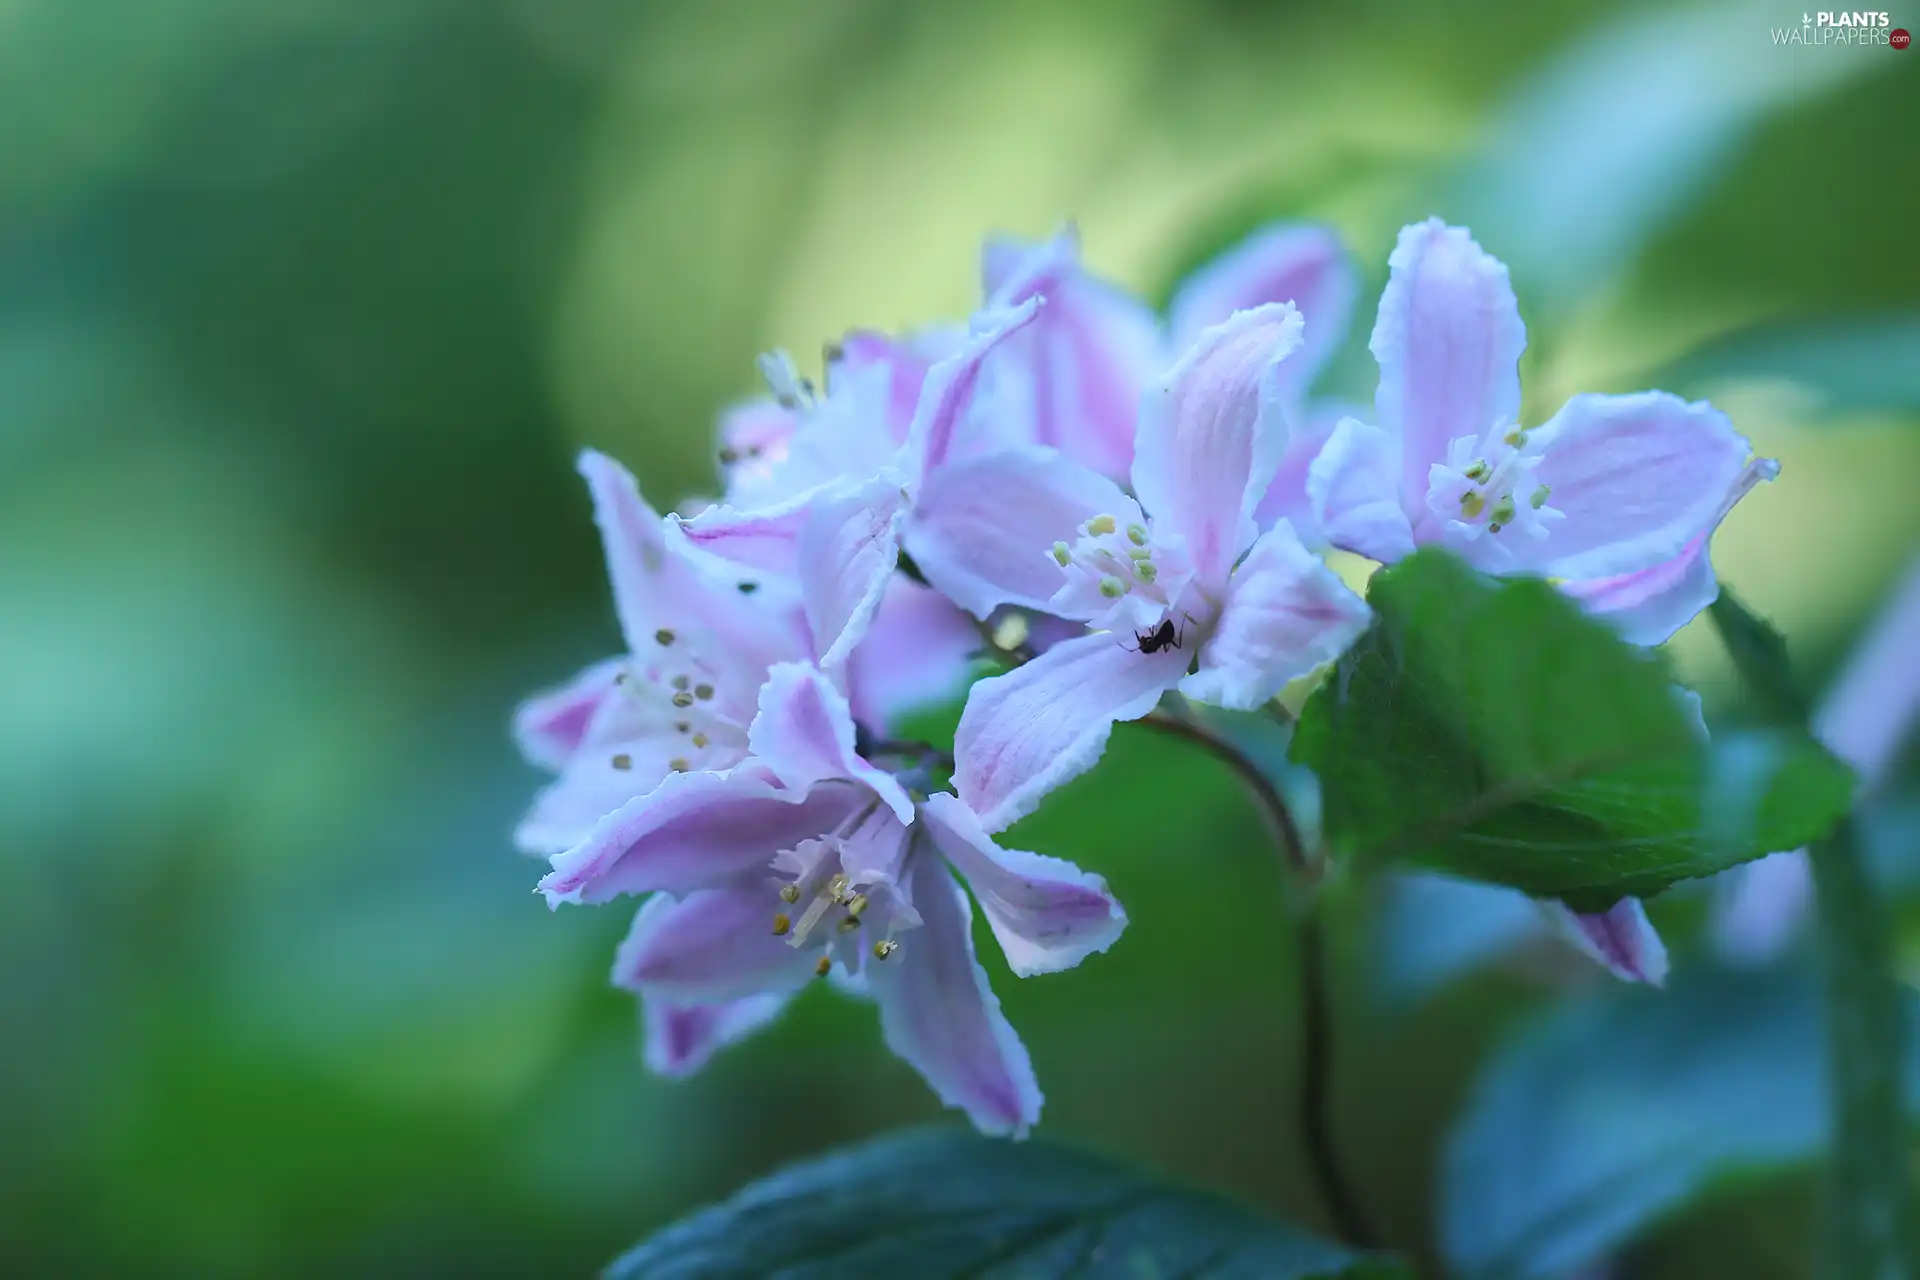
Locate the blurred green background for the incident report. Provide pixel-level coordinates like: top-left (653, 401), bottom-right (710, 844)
top-left (3, 0), bottom-right (1916, 1274)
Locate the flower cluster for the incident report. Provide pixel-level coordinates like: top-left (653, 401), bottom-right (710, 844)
top-left (514, 218), bottom-right (1774, 1134)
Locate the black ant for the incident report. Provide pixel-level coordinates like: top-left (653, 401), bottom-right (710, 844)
top-left (1121, 617), bottom-right (1184, 655)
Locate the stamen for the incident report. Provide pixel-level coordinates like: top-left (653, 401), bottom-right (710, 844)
top-left (1087, 514), bottom-right (1117, 535)
top-left (654, 628), bottom-right (675, 646)
top-left (1530, 485), bottom-right (1551, 509)
top-left (611, 753), bottom-right (632, 771)
top-left (1463, 460), bottom-right (1491, 483)
top-left (1490, 495), bottom-right (1516, 528)
top-left (672, 676), bottom-right (690, 691)
top-left (814, 954), bottom-right (832, 978)
top-left (1127, 547), bottom-right (1152, 561)
top-left (669, 757), bottom-right (690, 772)
top-left (1136, 561), bottom-right (1158, 583)
top-left (694, 684), bottom-right (715, 701)
top-left (779, 883), bottom-right (801, 904)
top-left (737, 581), bottom-right (759, 594)
top-left (772, 913), bottom-right (791, 936)
top-left (827, 874), bottom-right (851, 903)
top-left (846, 893), bottom-right (870, 919)
top-left (1099, 575), bottom-right (1126, 598)
top-left (672, 691), bottom-right (695, 708)
top-left (872, 940), bottom-right (898, 960)
top-left (1051, 541), bottom-right (1071, 567)
top-left (1504, 428), bottom-right (1527, 447)
top-left (674, 720), bottom-right (691, 733)
top-left (717, 447), bottom-right (740, 465)
top-left (1459, 491), bottom-right (1486, 519)
top-left (991, 613), bottom-right (1030, 651)
top-left (1126, 523), bottom-right (1148, 546)
top-left (691, 732), bottom-right (710, 749)
top-left (837, 917), bottom-right (861, 933)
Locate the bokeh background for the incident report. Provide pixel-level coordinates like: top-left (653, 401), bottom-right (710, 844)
top-left (3, 0), bottom-right (1916, 1274)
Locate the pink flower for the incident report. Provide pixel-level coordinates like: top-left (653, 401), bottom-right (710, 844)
top-left (978, 224), bottom-right (1359, 525)
top-left (939, 305), bottom-right (1373, 831)
top-left (674, 303), bottom-right (1043, 671)
top-left (512, 452), bottom-right (979, 856)
top-left (538, 664), bottom-right (1127, 1136)
top-left (1307, 218), bottom-right (1776, 645)
top-left (511, 450), bottom-right (812, 856)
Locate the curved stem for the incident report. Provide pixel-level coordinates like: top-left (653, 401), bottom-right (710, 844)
top-left (1136, 707), bottom-right (1377, 1248)
top-left (1299, 905), bottom-right (1380, 1250)
top-left (1138, 709), bottom-right (1311, 875)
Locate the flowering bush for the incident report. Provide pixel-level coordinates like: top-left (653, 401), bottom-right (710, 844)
top-left (514, 221), bottom-right (1872, 1277)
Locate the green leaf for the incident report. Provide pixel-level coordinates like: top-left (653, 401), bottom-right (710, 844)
top-left (1707, 590), bottom-right (1812, 725)
top-left (1662, 313), bottom-right (1920, 417)
top-left (609, 1128), bottom-right (1404, 1279)
top-left (1440, 967), bottom-right (1920, 1280)
top-left (1291, 551), bottom-right (1853, 905)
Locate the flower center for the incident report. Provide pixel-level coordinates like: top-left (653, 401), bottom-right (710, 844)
top-left (1049, 512), bottom-right (1198, 638)
top-left (606, 625), bottom-right (748, 775)
top-left (1426, 423), bottom-right (1564, 546)
top-left (767, 802), bottom-right (921, 978)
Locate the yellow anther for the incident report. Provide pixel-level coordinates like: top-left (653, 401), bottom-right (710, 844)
top-left (872, 940), bottom-right (898, 960)
top-left (1463, 460), bottom-right (1492, 483)
top-left (672, 691), bottom-right (695, 708)
top-left (611, 753), bottom-right (632, 771)
top-left (1087, 514), bottom-right (1117, 535)
top-left (1136, 561), bottom-right (1158, 583)
top-left (779, 883), bottom-right (801, 904)
top-left (1127, 546), bottom-right (1152, 561)
top-left (1099, 575), bottom-right (1126, 598)
top-left (847, 893), bottom-right (870, 919)
top-left (1459, 491), bottom-right (1486, 519)
top-left (1490, 495), bottom-right (1516, 527)
top-left (1051, 541), bottom-right (1071, 566)
top-left (772, 913), bottom-right (791, 936)
top-left (694, 683), bottom-right (714, 701)
top-left (1126, 523), bottom-right (1148, 546)
top-left (1530, 485), bottom-right (1551, 509)
top-left (654, 628), bottom-right (675, 646)
top-left (827, 874), bottom-right (850, 902)
top-left (691, 731), bottom-right (710, 749)
top-left (669, 757), bottom-right (690, 772)
top-left (991, 613), bottom-right (1030, 651)
top-left (1505, 428), bottom-right (1527, 447)
top-left (837, 917), bottom-right (861, 933)
top-left (814, 954), bottom-right (833, 978)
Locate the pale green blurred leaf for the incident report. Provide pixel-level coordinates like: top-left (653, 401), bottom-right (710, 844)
top-left (1441, 967), bottom-right (1920, 1279)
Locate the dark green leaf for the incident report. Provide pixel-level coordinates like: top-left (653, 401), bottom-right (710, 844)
top-left (1440, 967), bottom-right (1920, 1280)
top-left (609, 1128), bottom-right (1403, 1280)
top-left (1707, 590), bottom-right (1812, 725)
top-left (1292, 551), bottom-right (1853, 905)
top-left (1662, 313), bottom-right (1920, 417)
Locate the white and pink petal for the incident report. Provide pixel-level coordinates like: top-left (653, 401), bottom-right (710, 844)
top-left (1369, 219), bottom-right (1527, 508)
top-left (539, 767), bottom-right (858, 906)
top-left (1168, 222), bottom-right (1357, 400)
top-left (920, 791), bottom-right (1127, 977)
top-left (1131, 304), bottom-right (1304, 585)
top-left (613, 889), bottom-right (817, 1004)
top-left (869, 855), bottom-right (1043, 1137)
top-left (955, 630), bottom-right (1188, 832)
top-left (1182, 522), bottom-right (1373, 711)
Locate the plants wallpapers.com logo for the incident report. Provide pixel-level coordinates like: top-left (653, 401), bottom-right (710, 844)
top-left (1773, 10), bottom-right (1912, 44)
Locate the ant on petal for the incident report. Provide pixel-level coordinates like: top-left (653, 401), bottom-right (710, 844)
top-left (1120, 618), bottom-right (1183, 655)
